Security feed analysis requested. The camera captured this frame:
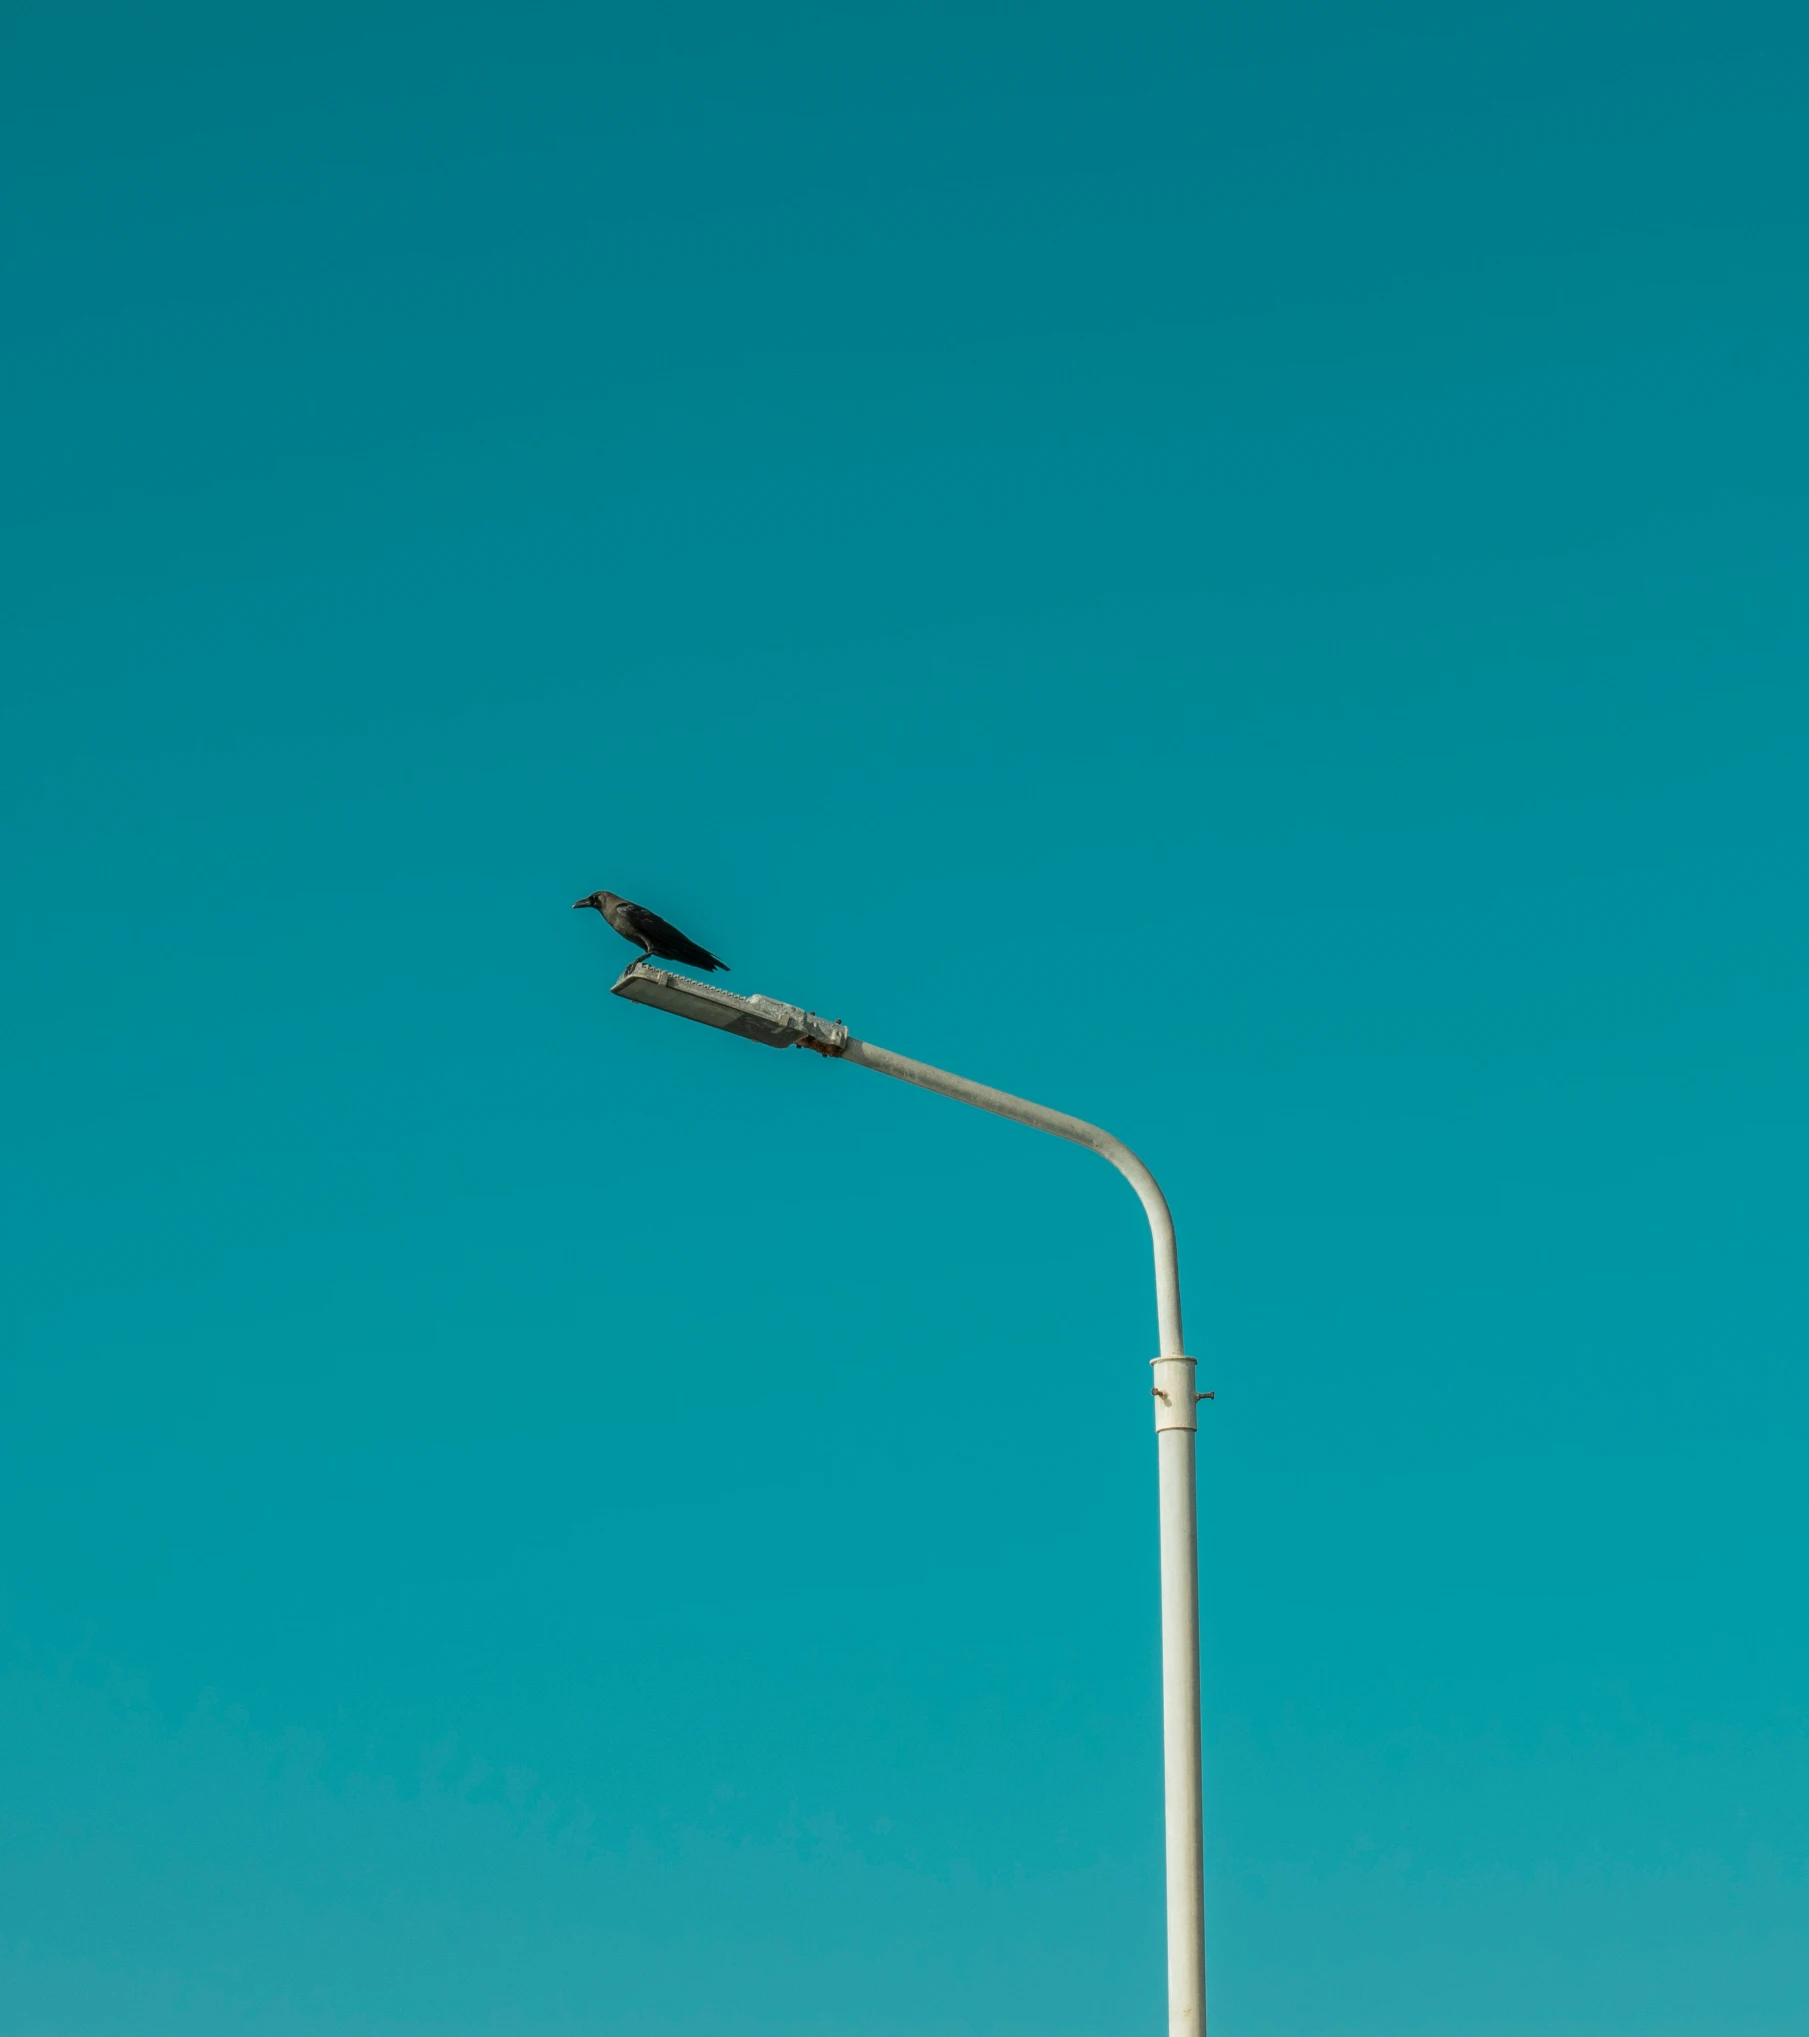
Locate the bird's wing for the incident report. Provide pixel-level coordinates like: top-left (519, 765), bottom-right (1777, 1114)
top-left (620, 902), bottom-right (727, 969)
top-left (619, 902), bottom-right (687, 945)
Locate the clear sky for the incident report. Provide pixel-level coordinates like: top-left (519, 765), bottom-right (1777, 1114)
top-left (2, 3), bottom-right (1805, 2033)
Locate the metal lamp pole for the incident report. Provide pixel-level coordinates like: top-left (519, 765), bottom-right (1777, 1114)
top-left (608, 964), bottom-right (1208, 2036)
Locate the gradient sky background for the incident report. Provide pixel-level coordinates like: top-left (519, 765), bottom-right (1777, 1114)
top-left (3, 3), bottom-right (1806, 2033)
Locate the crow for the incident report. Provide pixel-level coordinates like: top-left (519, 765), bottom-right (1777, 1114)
top-left (572, 890), bottom-right (729, 973)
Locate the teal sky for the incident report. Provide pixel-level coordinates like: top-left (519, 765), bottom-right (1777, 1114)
top-left (3, 3), bottom-right (1806, 2033)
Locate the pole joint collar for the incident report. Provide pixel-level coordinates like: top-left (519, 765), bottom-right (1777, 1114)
top-left (1149, 1355), bottom-right (1199, 1432)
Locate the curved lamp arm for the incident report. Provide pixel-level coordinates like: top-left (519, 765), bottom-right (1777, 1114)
top-left (837, 1035), bottom-right (1184, 1358)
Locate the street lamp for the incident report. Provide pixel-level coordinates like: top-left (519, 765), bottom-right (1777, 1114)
top-left (610, 960), bottom-right (1209, 2037)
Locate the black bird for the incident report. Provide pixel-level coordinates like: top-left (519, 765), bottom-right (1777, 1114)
top-left (572, 889), bottom-right (729, 972)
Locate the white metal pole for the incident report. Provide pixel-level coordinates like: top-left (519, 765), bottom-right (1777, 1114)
top-left (837, 1035), bottom-right (1207, 2037)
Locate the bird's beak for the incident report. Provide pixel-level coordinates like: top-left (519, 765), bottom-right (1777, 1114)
top-left (572, 897), bottom-right (596, 911)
